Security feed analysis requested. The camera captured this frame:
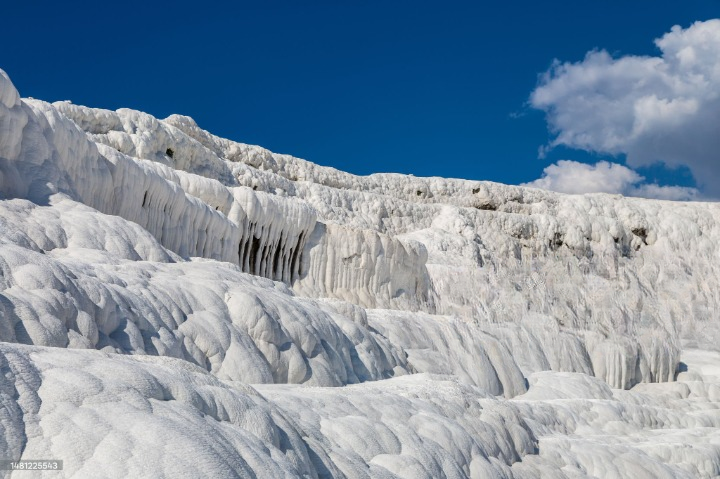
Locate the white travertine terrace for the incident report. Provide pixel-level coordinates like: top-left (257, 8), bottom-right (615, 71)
top-left (2, 68), bottom-right (720, 477)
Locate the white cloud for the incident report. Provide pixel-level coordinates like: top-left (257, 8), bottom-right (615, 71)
top-left (630, 183), bottom-right (699, 201)
top-left (523, 160), bottom-right (699, 200)
top-left (530, 20), bottom-right (720, 195)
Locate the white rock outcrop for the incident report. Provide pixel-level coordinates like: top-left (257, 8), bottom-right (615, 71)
top-left (1, 68), bottom-right (720, 477)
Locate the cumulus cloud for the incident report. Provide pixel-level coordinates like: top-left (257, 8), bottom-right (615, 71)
top-left (523, 160), bottom-right (699, 200)
top-left (530, 19), bottom-right (720, 196)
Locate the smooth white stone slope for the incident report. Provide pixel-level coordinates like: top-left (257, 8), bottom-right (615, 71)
top-left (1, 68), bottom-right (720, 477)
top-left (56, 91), bottom-right (720, 389)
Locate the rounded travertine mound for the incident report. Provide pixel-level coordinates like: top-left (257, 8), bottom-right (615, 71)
top-left (0, 69), bottom-right (20, 109)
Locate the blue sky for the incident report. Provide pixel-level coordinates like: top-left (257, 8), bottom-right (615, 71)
top-left (2, 1), bottom-right (719, 198)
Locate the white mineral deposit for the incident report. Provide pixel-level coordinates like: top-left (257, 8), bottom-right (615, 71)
top-left (1, 64), bottom-right (719, 478)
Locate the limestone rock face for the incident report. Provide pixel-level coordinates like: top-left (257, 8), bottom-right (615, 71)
top-left (2, 68), bottom-right (720, 477)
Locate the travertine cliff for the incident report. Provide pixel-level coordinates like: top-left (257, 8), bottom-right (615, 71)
top-left (2, 69), bottom-right (719, 478)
